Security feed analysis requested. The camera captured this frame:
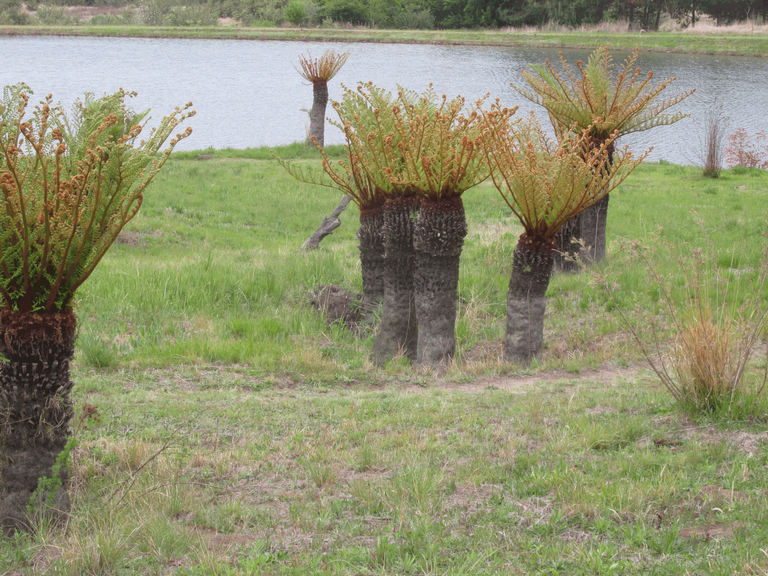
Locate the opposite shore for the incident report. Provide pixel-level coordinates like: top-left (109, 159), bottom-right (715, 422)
top-left (1, 24), bottom-right (767, 56)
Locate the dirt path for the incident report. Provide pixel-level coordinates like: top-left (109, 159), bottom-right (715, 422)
top-left (416, 364), bottom-right (646, 394)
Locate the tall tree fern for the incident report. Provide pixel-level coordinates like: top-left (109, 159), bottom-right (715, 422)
top-left (0, 84), bottom-right (193, 533)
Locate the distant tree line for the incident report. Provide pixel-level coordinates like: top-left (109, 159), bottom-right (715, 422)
top-left (3, 0), bottom-right (766, 28)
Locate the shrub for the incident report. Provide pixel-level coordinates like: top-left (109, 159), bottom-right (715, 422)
top-left (695, 99), bottom-right (729, 179)
top-left (138, 0), bottom-right (173, 24)
top-left (164, 3), bottom-right (219, 26)
top-left (32, 5), bottom-right (80, 25)
top-left (393, 3), bottom-right (434, 29)
top-left (726, 128), bottom-right (768, 169)
top-left (0, 2), bottom-right (28, 24)
top-left (324, 0), bottom-right (366, 24)
top-left (88, 8), bottom-right (136, 25)
top-left (284, 0), bottom-right (305, 25)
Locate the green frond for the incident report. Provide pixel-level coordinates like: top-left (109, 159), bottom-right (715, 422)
top-left (383, 86), bottom-right (495, 200)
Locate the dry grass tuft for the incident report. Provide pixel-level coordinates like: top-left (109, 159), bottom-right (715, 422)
top-left (674, 315), bottom-right (738, 405)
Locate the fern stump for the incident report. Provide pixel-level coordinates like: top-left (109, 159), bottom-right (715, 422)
top-left (371, 197), bottom-right (419, 366)
top-left (504, 237), bottom-right (555, 364)
top-left (0, 308), bottom-right (76, 534)
top-left (413, 196), bottom-right (467, 367)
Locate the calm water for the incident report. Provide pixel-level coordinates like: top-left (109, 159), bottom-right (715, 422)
top-left (4, 36), bottom-right (767, 163)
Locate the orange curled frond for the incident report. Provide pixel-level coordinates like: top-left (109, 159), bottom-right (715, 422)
top-left (514, 46), bottom-right (695, 141)
top-left (0, 83), bottom-right (194, 313)
top-left (294, 49), bottom-right (350, 85)
top-left (481, 109), bottom-right (648, 243)
top-left (382, 86), bottom-right (502, 201)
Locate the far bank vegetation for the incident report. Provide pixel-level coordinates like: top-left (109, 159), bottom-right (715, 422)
top-left (4, 0), bottom-right (768, 31)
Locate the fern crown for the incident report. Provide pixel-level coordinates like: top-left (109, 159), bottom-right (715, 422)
top-left (0, 84), bottom-right (194, 312)
top-left (515, 46), bottom-right (695, 141)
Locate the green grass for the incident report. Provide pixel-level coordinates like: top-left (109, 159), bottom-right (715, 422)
top-left (3, 146), bottom-right (768, 574)
top-left (70, 150), bottom-right (767, 380)
top-left (1, 25), bottom-right (767, 56)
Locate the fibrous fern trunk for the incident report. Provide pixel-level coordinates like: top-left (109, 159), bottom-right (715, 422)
top-left (578, 144), bottom-right (614, 264)
top-left (0, 308), bottom-right (76, 534)
top-left (371, 197), bottom-right (419, 365)
top-left (554, 217), bottom-right (581, 273)
top-left (310, 82), bottom-right (329, 147)
top-left (504, 238), bottom-right (555, 364)
top-left (556, 143), bottom-right (614, 268)
top-left (413, 197), bottom-right (467, 367)
top-left (578, 193), bottom-right (610, 264)
top-left (357, 206), bottom-right (385, 311)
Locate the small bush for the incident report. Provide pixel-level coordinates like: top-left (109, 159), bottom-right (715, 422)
top-left (394, 3), bottom-right (434, 29)
top-left (88, 9), bottom-right (136, 25)
top-left (138, 0), bottom-right (173, 25)
top-left (324, 0), bottom-right (366, 24)
top-left (164, 4), bottom-right (218, 26)
top-left (726, 128), bottom-right (768, 169)
top-left (32, 5), bottom-right (80, 25)
top-left (0, 5), bottom-right (29, 24)
top-left (695, 99), bottom-right (729, 178)
top-left (284, 0), bottom-right (305, 26)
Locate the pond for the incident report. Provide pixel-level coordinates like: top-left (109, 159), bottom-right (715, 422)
top-left (1, 35), bottom-right (766, 164)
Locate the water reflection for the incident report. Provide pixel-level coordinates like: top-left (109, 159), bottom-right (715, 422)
top-left (2, 36), bottom-right (765, 164)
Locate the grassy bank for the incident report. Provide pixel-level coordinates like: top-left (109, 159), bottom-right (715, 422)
top-left (2, 147), bottom-right (768, 574)
top-left (1, 24), bottom-right (767, 56)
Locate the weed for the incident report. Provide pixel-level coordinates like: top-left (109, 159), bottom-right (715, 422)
top-left (77, 334), bottom-right (120, 369)
top-left (695, 99), bottom-right (729, 178)
top-left (726, 129), bottom-right (768, 169)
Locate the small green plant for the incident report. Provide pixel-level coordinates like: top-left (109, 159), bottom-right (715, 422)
top-left (28, 436), bottom-right (76, 512)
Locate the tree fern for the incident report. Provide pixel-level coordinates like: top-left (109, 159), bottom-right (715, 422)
top-left (482, 110), bottom-right (645, 244)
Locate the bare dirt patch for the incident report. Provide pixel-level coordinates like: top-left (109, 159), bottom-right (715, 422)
top-left (679, 522), bottom-right (747, 540)
top-left (426, 364), bottom-right (643, 394)
top-left (445, 484), bottom-right (497, 515)
top-left (697, 484), bottom-right (749, 504)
